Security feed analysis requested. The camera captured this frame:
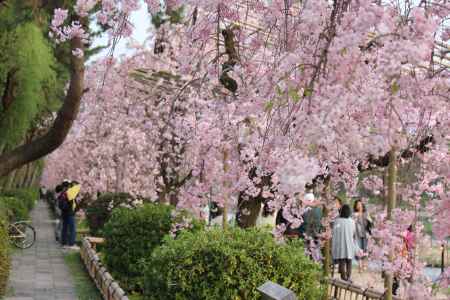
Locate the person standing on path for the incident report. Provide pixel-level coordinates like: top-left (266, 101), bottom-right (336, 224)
top-left (54, 180), bottom-right (70, 243)
top-left (332, 204), bottom-right (360, 281)
top-left (298, 192), bottom-right (323, 261)
top-left (58, 182), bottom-right (80, 250)
top-left (353, 199), bottom-right (371, 273)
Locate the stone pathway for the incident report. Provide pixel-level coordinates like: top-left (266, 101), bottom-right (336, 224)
top-left (6, 200), bottom-right (77, 300)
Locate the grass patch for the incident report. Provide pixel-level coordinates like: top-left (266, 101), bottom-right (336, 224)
top-left (64, 252), bottom-right (102, 300)
top-left (76, 217), bottom-right (90, 244)
top-left (128, 294), bottom-right (144, 300)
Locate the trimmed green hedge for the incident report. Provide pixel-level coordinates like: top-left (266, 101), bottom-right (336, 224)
top-left (142, 228), bottom-right (324, 300)
top-left (103, 203), bottom-right (203, 293)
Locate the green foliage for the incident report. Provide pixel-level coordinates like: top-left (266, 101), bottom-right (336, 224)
top-left (0, 187), bottom-right (38, 223)
top-left (0, 196), bottom-right (28, 222)
top-left (1, 187), bottom-right (38, 211)
top-left (0, 211), bottom-right (10, 297)
top-left (0, 22), bottom-right (61, 149)
top-left (103, 203), bottom-right (204, 293)
top-left (102, 203), bottom-right (174, 292)
top-left (64, 252), bottom-right (102, 300)
top-left (142, 228), bottom-right (324, 300)
top-left (85, 192), bottom-right (136, 235)
top-left (288, 88), bottom-right (301, 103)
top-left (151, 6), bottom-right (184, 29)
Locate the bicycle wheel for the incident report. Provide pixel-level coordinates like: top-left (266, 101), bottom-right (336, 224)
top-left (8, 221), bottom-right (36, 249)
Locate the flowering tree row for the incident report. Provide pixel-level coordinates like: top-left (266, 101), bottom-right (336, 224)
top-left (42, 0), bottom-right (449, 298)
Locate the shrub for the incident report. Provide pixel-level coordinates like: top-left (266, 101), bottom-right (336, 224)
top-left (85, 192), bottom-right (135, 235)
top-left (0, 196), bottom-right (28, 222)
top-left (102, 203), bottom-right (203, 292)
top-left (142, 228), bottom-right (324, 300)
top-left (1, 187), bottom-right (38, 211)
top-left (0, 213), bottom-right (10, 297)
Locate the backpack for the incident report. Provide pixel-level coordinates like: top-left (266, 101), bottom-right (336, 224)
top-left (58, 193), bottom-right (70, 212)
top-left (302, 207), bottom-right (323, 239)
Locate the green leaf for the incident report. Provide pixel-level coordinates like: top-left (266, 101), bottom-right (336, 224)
top-left (288, 88), bottom-right (301, 103)
top-left (303, 88), bottom-right (313, 97)
top-left (391, 81), bottom-right (400, 95)
top-left (264, 101), bottom-right (274, 112)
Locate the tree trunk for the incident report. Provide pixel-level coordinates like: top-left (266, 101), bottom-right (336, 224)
top-left (386, 148), bottom-right (397, 220)
top-left (384, 147), bottom-right (397, 300)
top-left (0, 37), bottom-right (85, 177)
top-left (322, 177), bottom-right (332, 280)
top-left (30, 164), bottom-right (40, 187)
top-left (25, 163), bottom-right (38, 187)
top-left (236, 194), bottom-right (262, 228)
top-left (222, 149), bottom-right (229, 230)
top-left (23, 163), bottom-right (33, 188)
top-left (382, 168), bottom-right (387, 209)
top-left (5, 169), bottom-right (17, 190)
top-left (236, 169), bottom-right (272, 228)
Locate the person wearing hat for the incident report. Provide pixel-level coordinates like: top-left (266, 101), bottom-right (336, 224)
top-left (58, 181), bottom-right (80, 250)
top-left (298, 192), bottom-right (322, 238)
top-left (298, 192), bottom-right (323, 260)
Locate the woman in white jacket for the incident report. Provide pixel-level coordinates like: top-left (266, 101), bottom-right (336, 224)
top-left (332, 204), bottom-right (360, 281)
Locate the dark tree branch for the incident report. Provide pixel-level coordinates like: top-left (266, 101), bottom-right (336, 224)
top-left (358, 135), bottom-right (434, 172)
top-left (0, 37), bottom-right (85, 177)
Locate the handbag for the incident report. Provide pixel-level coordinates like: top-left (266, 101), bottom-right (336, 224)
top-left (365, 216), bottom-right (373, 235)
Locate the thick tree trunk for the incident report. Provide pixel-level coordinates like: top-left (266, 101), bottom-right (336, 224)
top-left (236, 194), bottom-right (262, 228)
top-left (384, 147), bottom-right (397, 300)
top-left (0, 37), bottom-right (84, 177)
top-left (236, 168), bottom-right (272, 228)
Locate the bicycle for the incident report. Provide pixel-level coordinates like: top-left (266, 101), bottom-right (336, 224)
top-left (8, 221), bottom-right (36, 249)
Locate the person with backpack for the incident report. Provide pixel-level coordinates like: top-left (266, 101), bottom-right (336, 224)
top-left (58, 181), bottom-right (80, 250)
top-left (54, 180), bottom-right (70, 243)
top-left (298, 192), bottom-right (323, 260)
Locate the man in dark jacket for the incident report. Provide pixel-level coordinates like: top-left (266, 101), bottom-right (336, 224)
top-left (58, 183), bottom-right (78, 249)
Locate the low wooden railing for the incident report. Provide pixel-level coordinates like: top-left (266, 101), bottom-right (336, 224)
top-left (327, 278), bottom-right (402, 300)
top-left (80, 237), bottom-right (129, 300)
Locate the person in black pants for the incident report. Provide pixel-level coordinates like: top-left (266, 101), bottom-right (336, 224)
top-left (332, 205), bottom-right (358, 281)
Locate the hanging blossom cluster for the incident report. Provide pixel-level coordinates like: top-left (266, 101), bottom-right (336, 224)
top-left (362, 175), bottom-right (384, 195)
top-left (370, 209), bottom-right (418, 277)
top-left (50, 0), bottom-right (142, 56)
top-left (49, 8), bottom-right (89, 57)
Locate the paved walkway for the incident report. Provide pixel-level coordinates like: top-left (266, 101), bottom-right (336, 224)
top-left (6, 200), bottom-right (77, 300)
